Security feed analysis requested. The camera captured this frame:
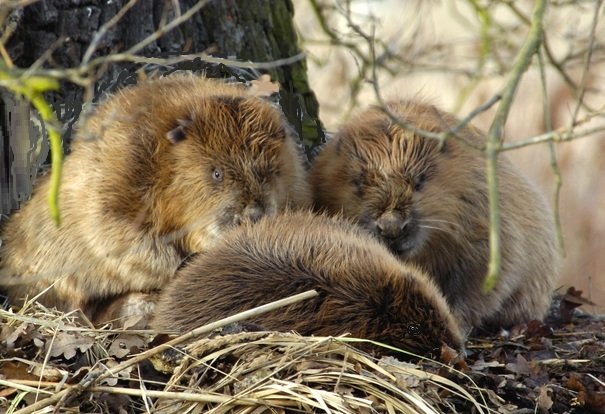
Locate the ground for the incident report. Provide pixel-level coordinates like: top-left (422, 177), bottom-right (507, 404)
top-left (0, 287), bottom-right (603, 413)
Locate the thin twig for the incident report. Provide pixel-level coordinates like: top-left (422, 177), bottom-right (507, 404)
top-left (23, 51), bottom-right (306, 88)
top-left (449, 94), bottom-right (502, 137)
top-left (82, 0), bottom-right (140, 65)
top-left (0, 379), bottom-right (53, 396)
top-left (23, 36), bottom-right (68, 75)
top-left (537, 49), bottom-right (566, 254)
top-left (500, 123), bottom-right (605, 151)
top-left (505, 0), bottom-right (598, 114)
top-left (365, 27), bottom-right (494, 151)
top-left (570, 0), bottom-right (604, 124)
top-left (124, 0), bottom-right (211, 56)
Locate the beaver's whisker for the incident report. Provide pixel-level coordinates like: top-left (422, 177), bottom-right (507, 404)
top-left (418, 218), bottom-right (464, 230)
top-left (418, 224), bottom-right (456, 236)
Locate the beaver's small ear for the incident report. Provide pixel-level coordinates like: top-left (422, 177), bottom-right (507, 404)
top-left (166, 118), bottom-right (193, 144)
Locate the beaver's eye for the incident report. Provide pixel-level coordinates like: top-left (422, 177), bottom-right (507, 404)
top-left (414, 173), bottom-right (426, 192)
top-left (212, 167), bottom-right (223, 182)
top-left (407, 323), bottom-right (421, 336)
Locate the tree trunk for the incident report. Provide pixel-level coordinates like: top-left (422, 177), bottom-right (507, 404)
top-left (1, 0), bottom-right (323, 214)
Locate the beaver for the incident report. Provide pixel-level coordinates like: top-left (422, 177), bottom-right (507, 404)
top-left (310, 100), bottom-right (559, 333)
top-left (152, 210), bottom-right (464, 356)
top-left (0, 74), bottom-right (310, 322)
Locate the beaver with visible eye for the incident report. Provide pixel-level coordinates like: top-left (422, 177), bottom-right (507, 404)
top-left (310, 100), bottom-right (559, 333)
top-left (0, 74), bottom-right (310, 322)
top-left (152, 210), bottom-right (464, 356)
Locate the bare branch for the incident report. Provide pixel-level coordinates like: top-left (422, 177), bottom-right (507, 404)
top-left (570, 0), bottom-right (604, 124)
top-left (537, 49), bottom-right (566, 255)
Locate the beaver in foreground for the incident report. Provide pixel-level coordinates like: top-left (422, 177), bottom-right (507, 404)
top-left (310, 100), bottom-right (559, 333)
top-left (0, 74), bottom-right (310, 321)
top-left (152, 211), bottom-right (464, 356)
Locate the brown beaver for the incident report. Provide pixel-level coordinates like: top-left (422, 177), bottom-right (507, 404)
top-left (0, 74), bottom-right (310, 321)
top-left (152, 210), bottom-right (464, 356)
top-left (310, 100), bottom-right (559, 333)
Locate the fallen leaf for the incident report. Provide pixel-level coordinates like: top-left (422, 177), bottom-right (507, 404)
top-left (109, 334), bottom-right (146, 358)
top-left (0, 361), bottom-right (39, 381)
top-left (470, 359), bottom-right (502, 371)
top-left (47, 332), bottom-right (94, 360)
top-left (566, 374), bottom-right (605, 413)
top-left (440, 342), bottom-right (459, 364)
top-left (536, 385), bottom-right (553, 412)
top-left (0, 386), bottom-right (16, 398)
top-left (525, 320), bottom-right (553, 338)
top-left (4, 322), bottom-right (32, 349)
top-left (96, 392), bottom-right (133, 413)
top-left (100, 360), bottom-right (133, 387)
top-left (394, 372), bottom-right (421, 388)
top-left (31, 364), bottom-right (68, 382)
top-left (248, 74), bottom-right (280, 97)
top-left (506, 354), bottom-right (531, 376)
top-left (563, 287), bottom-right (597, 306)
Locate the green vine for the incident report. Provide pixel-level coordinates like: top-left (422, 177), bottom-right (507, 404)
top-left (482, 0), bottom-right (548, 292)
top-left (0, 67), bottom-right (63, 225)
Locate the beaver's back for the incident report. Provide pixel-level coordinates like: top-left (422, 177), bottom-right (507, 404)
top-left (153, 211), bottom-right (463, 355)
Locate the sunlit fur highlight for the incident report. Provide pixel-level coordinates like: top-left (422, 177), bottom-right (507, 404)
top-left (310, 100), bottom-right (559, 333)
top-left (0, 74), bottom-right (310, 319)
top-left (153, 210), bottom-right (463, 356)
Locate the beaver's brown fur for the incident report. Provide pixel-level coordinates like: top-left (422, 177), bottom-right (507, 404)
top-left (310, 101), bottom-right (559, 333)
top-left (0, 74), bottom-right (310, 320)
top-left (152, 211), bottom-right (464, 356)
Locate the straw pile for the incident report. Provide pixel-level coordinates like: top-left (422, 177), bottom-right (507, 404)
top-left (0, 301), bottom-right (488, 414)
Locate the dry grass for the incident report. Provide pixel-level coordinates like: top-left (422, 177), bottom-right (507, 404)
top-left (0, 301), bottom-right (490, 414)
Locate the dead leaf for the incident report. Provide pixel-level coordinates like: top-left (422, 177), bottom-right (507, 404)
top-left (96, 392), bottom-right (133, 413)
top-left (394, 372), bottom-right (421, 389)
top-left (0, 386), bottom-right (17, 398)
top-left (566, 374), bottom-right (605, 413)
top-left (536, 385), bottom-right (553, 412)
top-left (0, 324), bottom-right (14, 342)
top-left (4, 322), bottom-right (32, 349)
top-left (248, 74), bottom-right (280, 97)
top-left (109, 334), bottom-right (146, 358)
top-left (484, 388), bottom-right (506, 408)
top-left (31, 364), bottom-right (68, 382)
top-left (497, 404), bottom-right (520, 414)
top-left (0, 361), bottom-right (39, 381)
top-left (440, 342), bottom-right (459, 364)
top-left (563, 287), bottom-right (597, 306)
top-left (470, 359), bottom-right (502, 371)
top-left (506, 354), bottom-right (531, 376)
top-left (47, 332), bottom-right (94, 360)
top-left (100, 360), bottom-right (133, 387)
top-left (525, 320), bottom-right (553, 338)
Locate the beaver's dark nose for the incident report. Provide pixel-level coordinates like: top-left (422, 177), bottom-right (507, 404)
top-left (234, 202), bottom-right (265, 225)
top-left (376, 212), bottom-right (406, 240)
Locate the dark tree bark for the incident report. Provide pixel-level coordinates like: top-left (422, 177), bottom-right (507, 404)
top-left (1, 0), bottom-right (324, 214)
